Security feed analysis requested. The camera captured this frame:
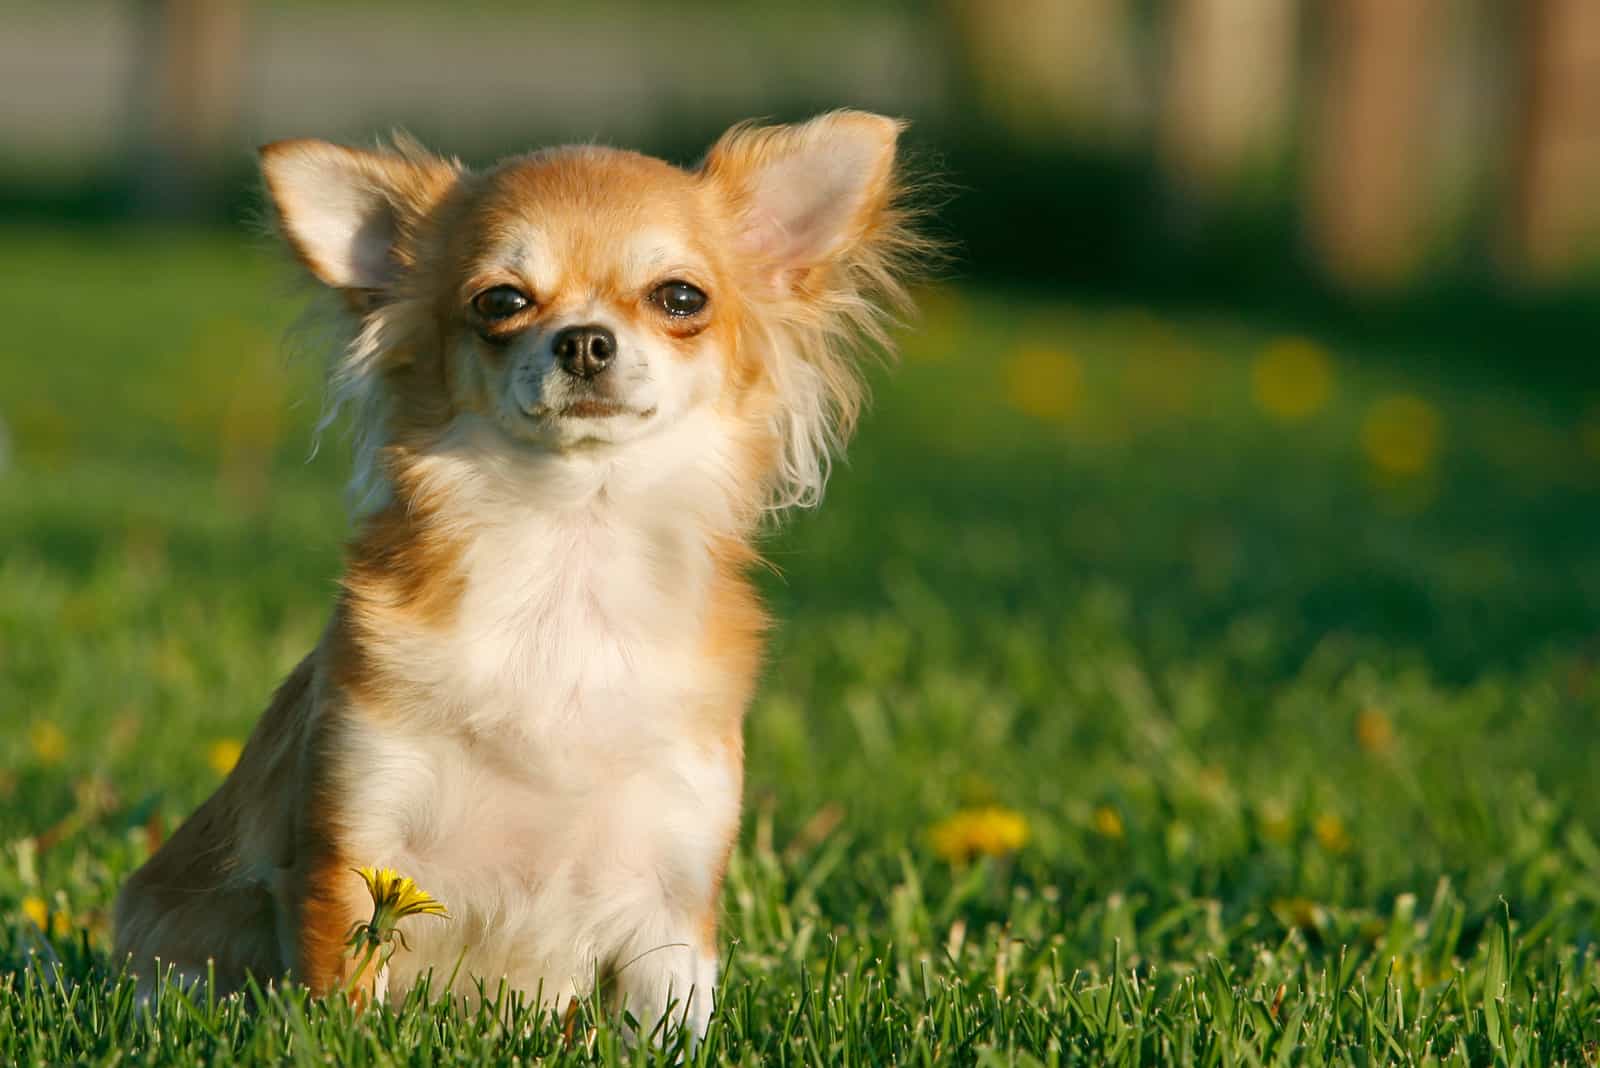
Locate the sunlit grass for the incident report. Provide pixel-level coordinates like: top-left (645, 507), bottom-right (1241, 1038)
top-left (2, 230), bottom-right (1599, 1064)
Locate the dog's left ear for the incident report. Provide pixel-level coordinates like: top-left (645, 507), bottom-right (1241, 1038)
top-left (258, 137), bottom-right (461, 295)
top-left (701, 110), bottom-right (904, 295)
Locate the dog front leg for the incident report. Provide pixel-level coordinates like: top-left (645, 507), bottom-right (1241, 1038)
top-left (611, 915), bottom-right (718, 1044)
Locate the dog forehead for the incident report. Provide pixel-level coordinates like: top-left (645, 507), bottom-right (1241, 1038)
top-left (471, 149), bottom-right (711, 284)
top-left (483, 224), bottom-right (700, 277)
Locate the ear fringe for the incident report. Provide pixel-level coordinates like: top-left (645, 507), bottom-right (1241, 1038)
top-left (273, 133), bottom-right (462, 517)
top-left (749, 145), bottom-right (944, 514)
top-left (285, 292), bottom-right (399, 517)
top-left (325, 305), bottom-right (402, 516)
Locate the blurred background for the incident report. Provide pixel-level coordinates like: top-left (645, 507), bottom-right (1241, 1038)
top-left (7, 0), bottom-right (1600, 322)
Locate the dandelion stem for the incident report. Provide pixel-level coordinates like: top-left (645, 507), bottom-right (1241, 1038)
top-left (344, 940), bottom-right (380, 997)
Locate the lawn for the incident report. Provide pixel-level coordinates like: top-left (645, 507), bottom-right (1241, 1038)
top-left (2, 226), bottom-right (1599, 1065)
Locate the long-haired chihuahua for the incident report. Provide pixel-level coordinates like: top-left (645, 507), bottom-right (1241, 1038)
top-left (113, 111), bottom-right (924, 1037)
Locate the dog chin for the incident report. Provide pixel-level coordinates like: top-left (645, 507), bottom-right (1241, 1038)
top-left (498, 398), bottom-right (660, 450)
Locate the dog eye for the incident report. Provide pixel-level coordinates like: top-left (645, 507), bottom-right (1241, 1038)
top-left (472, 285), bottom-right (532, 320)
top-left (650, 281), bottom-right (708, 318)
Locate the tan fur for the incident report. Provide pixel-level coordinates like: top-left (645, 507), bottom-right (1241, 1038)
top-left (115, 113), bottom-right (923, 1024)
top-left (114, 656), bottom-right (311, 986)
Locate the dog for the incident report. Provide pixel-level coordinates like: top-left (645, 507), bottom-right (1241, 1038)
top-left (112, 110), bottom-right (923, 1037)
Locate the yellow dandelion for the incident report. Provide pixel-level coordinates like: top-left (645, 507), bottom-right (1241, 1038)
top-left (1362, 394), bottom-right (1441, 477)
top-left (207, 738), bottom-right (244, 777)
top-left (929, 806), bottom-right (1030, 865)
top-left (1313, 813), bottom-right (1352, 854)
top-left (1091, 805), bottom-right (1125, 840)
top-left (29, 722), bottom-right (67, 765)
top-left (345, 866), bottom-right (450, 992)
top-left (19, 896), bottom-right (70, 937)
top-left (21, 896), bottom-right (48, 930)
top-left (353, 867), bottom-right (450, 925)
top-left (1003, 345), bottom-right (1082, 421)
top-left (1355, 708), bottom-right (1394, 755)
top-left (1253, 337), bottom-right (1334, 422)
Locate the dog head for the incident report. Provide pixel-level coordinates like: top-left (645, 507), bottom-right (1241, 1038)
top-left (262, 112), bottom-right (923, 515)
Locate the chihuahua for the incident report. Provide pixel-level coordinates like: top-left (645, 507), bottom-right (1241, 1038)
top-left (113, 111), bottom-right (923, 1036)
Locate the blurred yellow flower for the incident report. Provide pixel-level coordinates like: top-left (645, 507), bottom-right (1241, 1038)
top-left (1252, 338), bottom-right (1334, 421)
top-left (20, 896), bottom-right (70, 938)
top-left (1314, 813), bottom-right (1352, 854)
top-left (208, 738), bottom-right (244, 777)
top-left (1091, 805), bottom-right (1125, 840)
top-left (929, 806), bottom-right (1030, 864)
top-left (29, 722), bottom-right (67, 765)
top-left (1356, 708), bottom-right (1395, 755)
top-left (21, 896), bottom-right (47, 930)
top-left (1003, 346), bottom-right (1081, 421)
top-left (1362, 394), bottom-right (1441, 477)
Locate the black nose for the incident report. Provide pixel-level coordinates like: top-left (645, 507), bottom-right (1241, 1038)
top-left (552, 324), bottom-right (616, 379)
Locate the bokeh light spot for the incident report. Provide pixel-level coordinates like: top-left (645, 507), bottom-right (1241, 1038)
top-left (1252, 337), bottom-right (1334, 421)
top-left (1004, 345), bottom-right (1081, 421)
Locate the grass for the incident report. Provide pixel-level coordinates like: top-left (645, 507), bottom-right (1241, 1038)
top-left (2, 225), bottom-right (1599, 1065)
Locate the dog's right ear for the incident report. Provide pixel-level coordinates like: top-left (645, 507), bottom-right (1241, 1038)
top-left (258, 139), bottom-right (461, 293)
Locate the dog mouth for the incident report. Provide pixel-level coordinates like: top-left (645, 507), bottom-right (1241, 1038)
top-left (555, 400), bottom-right (656, 420)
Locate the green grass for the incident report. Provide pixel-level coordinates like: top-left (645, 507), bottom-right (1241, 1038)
top-left (3, 226), bottom-right (1600, 1065)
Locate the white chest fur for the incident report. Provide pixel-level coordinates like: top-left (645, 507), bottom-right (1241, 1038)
top-left (344, 715), bottom-right (734, 1013)
top-left (336, 426), bottom-right (742, 1021)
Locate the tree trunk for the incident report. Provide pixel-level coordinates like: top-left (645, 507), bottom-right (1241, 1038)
top-left (1305, 0), bottom-right (1442, 289)
top-left (1161, 0), bottom-right (1298, 194)
top-left (128, 0), bottom-right (245, 218)
top-left (1507, 0), bottom-right (1600, 280)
